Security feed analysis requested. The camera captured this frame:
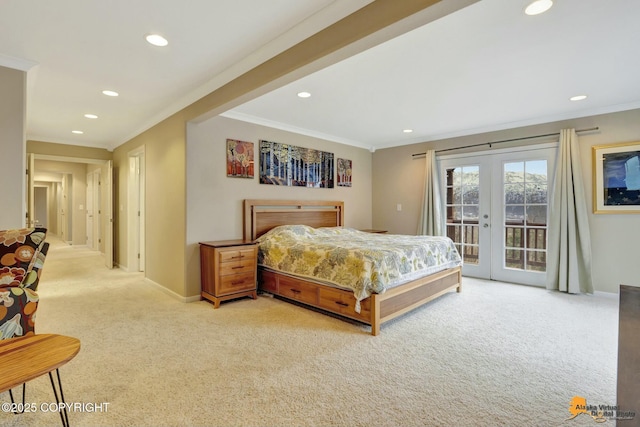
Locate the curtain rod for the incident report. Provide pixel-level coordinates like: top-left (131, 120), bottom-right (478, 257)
top-left (411, 127), bottom-right (599, 157)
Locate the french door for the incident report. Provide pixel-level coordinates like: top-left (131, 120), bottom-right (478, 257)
top-left (439, 145), bottom-right (556, 286)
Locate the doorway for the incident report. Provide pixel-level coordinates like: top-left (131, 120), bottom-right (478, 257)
top-left (439, 144), bottom-right (556, 287)
top-left (86, 169), bottom-right (101, 250)
top-left (34, 186), bottom-right (48, 228)
top-left (128, 148), bottom-right (145, 272)
top-left (30, 155), bottom-right (113, 268)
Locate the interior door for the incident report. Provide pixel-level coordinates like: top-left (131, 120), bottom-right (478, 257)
top-left (27, 153), bottom-right (35, 227)
top-left (86, 172), bottom-right (94, 248)
top-left (105, 160), bottom-right (113, 269)
top-left (95, 169), bottom-right (102, 251)
top-left (128, 150), bottom-right (145, 272)
top-left (439, 145), bottom-right (556, 286)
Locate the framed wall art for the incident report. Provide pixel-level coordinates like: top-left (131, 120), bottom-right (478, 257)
top-left (259, 140), bottom-right (334, 188)
top-left (592, 141), bottom-right (640, 214)
top-left (227, 139), bottom-right (254, 178)
top-left (337, 158), bottom-right (352, 187)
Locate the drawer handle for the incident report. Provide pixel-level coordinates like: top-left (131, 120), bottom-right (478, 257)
top-left (335, 301), bottom-right (349, 307)
top-left (230, 255), bottom-right (244, 260)
top-left (231, 280), bottom-right (245, 285)
top-left (290, 288), bottom-right (301, 294)
top-left (231, 266), bottom-right (244, 270)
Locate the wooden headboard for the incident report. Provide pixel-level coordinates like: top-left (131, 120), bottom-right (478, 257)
top-left (243, 199), bottom-right (344, 240)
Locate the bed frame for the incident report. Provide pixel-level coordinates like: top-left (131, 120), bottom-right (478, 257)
top-left (243, 199), bottom-right (462, 335)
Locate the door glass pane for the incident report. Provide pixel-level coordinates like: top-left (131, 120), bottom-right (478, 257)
top-left (526, 250), bottom-right (546, 272)
top-left (463, 244), bottom-right (479, 265)
top-left (526, 228), bottom-right (547, 250)
top-left (505, 227), bottom-right (525, 248)
top-left (525, 183), bottom-right (547, 203)
top-left (446, 166), bottom-right (480, 266)
top-left (463, 185), bottom-right (479, 204)
top-left (503, 160), bottom-right (548, 272)
top-left (464, 166), bottom-right (479, 184)
top-left (505, 183), bottom-right (525, 203)
top-left (449, 206), bottom-right (462, 221)
top-left (504, 163), bottom-right (525, 182)
top-left (463, 206), bottom-right (479, 221)
top-left (505, 206), bottom-right (525, 225)
top-left (526, 206), bottom-right (547, 226)
top-left (447, 225), bottom-right (461, 243)
top-left (505, 248), bottom-right (524, 269)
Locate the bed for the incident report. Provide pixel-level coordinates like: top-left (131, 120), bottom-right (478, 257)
top-left (243, 199), bottom-right (462, 335)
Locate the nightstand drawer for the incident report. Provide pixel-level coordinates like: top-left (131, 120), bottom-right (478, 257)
top-left (218, 272), bottom-right (256, 295)
top-left (219, 248), bottom-right (255, 263)
top-left (219, 258), bottom-right (255, 276)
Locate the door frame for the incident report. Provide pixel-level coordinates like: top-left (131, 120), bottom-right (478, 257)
top-left (30, 154), bottom-right (113, 262)
top-left (128, 146), bottom-right (146, 273)
top-left (438, 142), bottom-right (557, 285)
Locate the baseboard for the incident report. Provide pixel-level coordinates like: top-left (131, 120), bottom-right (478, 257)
top-left (594, 290), bottom-right (618, 300)
top-left (144, 277), bottom-right (191, 303)
top-left (116, 263), bottom-right (130, 272)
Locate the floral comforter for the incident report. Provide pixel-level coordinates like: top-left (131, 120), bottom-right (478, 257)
top-left (256, 225), bottom-right (461, 305)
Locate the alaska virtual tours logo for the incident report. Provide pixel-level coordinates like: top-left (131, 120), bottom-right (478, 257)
top-left (567, 396), bottom-right (636, 423)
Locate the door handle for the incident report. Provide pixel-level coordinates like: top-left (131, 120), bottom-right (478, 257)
top-left (483, 223), bottom-right (489, 228)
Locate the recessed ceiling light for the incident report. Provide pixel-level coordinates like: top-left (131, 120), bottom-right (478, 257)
top-left (146, 34), bottom-right (168, 47)
top-left (297, 91), bottom-right (311, 98)
top-left (84, 114), bottom-right (98, 119)
top-left (570, 95), bottom-right (588, 101)
top-left (403, 129), bottom-right (413, 133)
top-left (525, 0), bottom-right (553, 15)
top-left (102, 90), bottom-right (119, 97)
top-left (72, 130), bottom-right (84, 134)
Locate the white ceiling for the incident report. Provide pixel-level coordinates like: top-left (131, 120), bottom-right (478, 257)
top-left (0, 0), bottom-right (368, 150)
top-left (3, 0), bottom-right (640, 153)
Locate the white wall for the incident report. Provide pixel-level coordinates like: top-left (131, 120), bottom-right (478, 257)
top-left (577, 110), bottom-right (640, 292)
top-left (186, 115), bottom-right (373, 298)
top-left (0, 66), bottom-right (26, 229)
top-left (372, 108), bottom-right (640, 293)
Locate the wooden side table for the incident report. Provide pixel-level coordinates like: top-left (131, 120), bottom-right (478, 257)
top-left (359, 229), bottom-right (388, 234)
top-left (0, 334), bottom-right (80, 427)
top-left (199, 240), bottom-right (258, 308)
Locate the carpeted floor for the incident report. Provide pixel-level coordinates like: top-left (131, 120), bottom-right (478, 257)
top-left (1, 237), bottom-right (619, 426)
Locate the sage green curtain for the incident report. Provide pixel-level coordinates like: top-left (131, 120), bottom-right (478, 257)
top-left (417, 150), bottom-right (443, 236)
top-left (546, 129), bottom-right (594, 293)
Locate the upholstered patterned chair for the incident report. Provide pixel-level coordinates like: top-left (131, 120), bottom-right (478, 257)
top-left (0, 227), bottom-right (49, 340)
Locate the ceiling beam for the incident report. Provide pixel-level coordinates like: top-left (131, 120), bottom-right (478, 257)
top-left (186, 0), bottom-right (479, 123)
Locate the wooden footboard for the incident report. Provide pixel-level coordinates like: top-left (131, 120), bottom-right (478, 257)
top-left (258, 266), bottom-right (461, 335)
top-left (371, 266), bottom-right (461, 335)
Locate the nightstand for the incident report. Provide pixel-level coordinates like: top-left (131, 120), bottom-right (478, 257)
top-left (199, 240), bottom-right (258, 308)
top-left (359, 229), bottom-right (388, 234)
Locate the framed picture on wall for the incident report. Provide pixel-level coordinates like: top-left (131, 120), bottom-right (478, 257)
top-left (258, 140), bottom-right (334, 188)
top-left (337, 158), bottom-right (352, 187)
top-left (227, 139), bottom-right (254, 178)
top-left (592, 141), bottom-right (640, 214)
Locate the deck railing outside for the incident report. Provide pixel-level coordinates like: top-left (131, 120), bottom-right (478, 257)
top-left (446, 220), bottom-right (547, 271)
